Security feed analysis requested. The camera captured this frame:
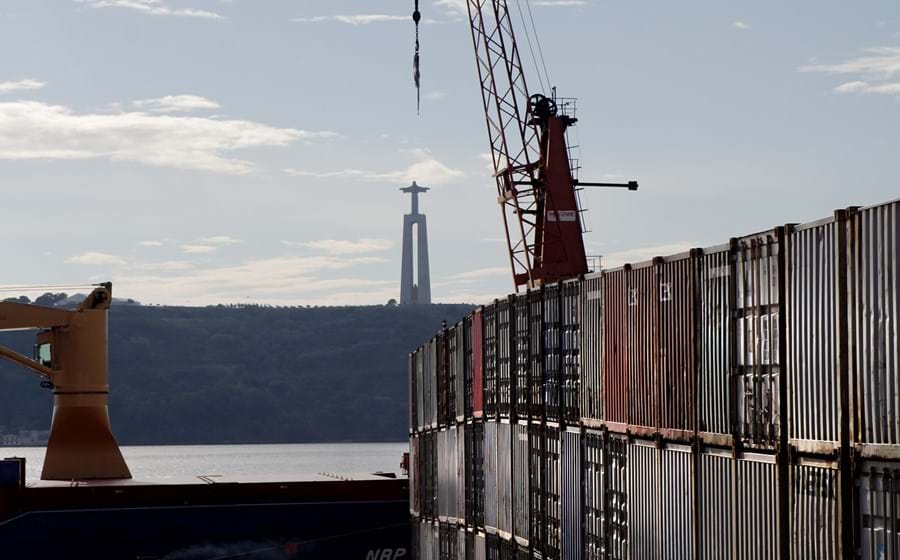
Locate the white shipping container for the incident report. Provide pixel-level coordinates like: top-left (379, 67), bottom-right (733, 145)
top-left (561, 428), bottom-right (582, 560)
top-left (498, 421), bottom-right (513, 536)
top-left (698, 245), bottom-right (732, 443)
top-left (735, 452), bottom-right (779, 560)
top-left (791, 457), bottom-right (841, 560)
top-left (660, 444), bottom-right (693, 560)
top-left (628, 440), bottom-right (659, 560)
top-left (697, 447), bottom-right (733, 560)
top-left (484, 421), bottom-right (499, 531)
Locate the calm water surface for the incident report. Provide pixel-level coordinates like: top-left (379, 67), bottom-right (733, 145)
top-left (0, 442), bottom-right (408, 483)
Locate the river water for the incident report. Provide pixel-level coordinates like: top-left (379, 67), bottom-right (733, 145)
top-left (0, 442), bottom-right (409, 483)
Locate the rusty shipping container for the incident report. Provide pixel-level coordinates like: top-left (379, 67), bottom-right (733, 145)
top-left (511, 422), bottom-right (530, 546)
top-left (787, 215), bottom-right (847, 453)
top-left (734, 451), bottom-right (780, 560)
top-left (580, 272), bottom-right (603, 425)
top-left (583, 429), bottom-right (605, 560)
top-left (697, 446), bottom-right (733, 560)
top-left (628, 439), bottom-right (660, 560)
top-left (698, 245), bottom-right (733, 445)
top-left (790, 456), bottom-right (842, 560)
top-left (603, 268), bottom-right (629, 429)
top-left (498, 298), bottom-right (514, 419)
top-left (483, 303), bottom-right (499, 419)
top-left (473, 309), bottom-right (485, 418)
top-left (544, 283), bottom-right (563, 422)
top-left (514, 294), bottom-right (531, 420)
top-left (529, 288), bottom-right (545, 419)
top-left (658, 253), bottom-right (696, 441)
top-left (628, 262), bottom-right (659, 435)
top-left (848, 200), bottom-right (900, 456)
top-left (733, 229), bottom-right (785, 449)
top-left (560, 428), bottom-right (582, 560)
top-left (856, 461), bottom-right (900, 560)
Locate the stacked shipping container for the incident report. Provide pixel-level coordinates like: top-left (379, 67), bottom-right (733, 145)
top-left (409, 198), bottom-right (900, 560)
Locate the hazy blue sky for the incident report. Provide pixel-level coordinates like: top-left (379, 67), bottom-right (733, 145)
top-left (1, 0), bottom-right (898, 306)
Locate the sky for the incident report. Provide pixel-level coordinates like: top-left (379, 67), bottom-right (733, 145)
top-left (0, 0), bottom-right (899, 306)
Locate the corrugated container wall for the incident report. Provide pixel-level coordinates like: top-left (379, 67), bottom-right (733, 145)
top-left (733, 230), bottom-right (784, 448)
top-left (456, 426), bottom-right (465, 521)
top-left (658, 254), bottom-right (696, 440)
top-left (472, 421), bottom-right (486, 528)
top-left (514, 295), bottom-right (531, 420)
top-left (791, 457), bottom-right (841, 560)
top-left (560, 428), bottom-right (582, 560)
top-left (475, 532), bottom-right (486, 560)
top-left (498, 298), bottom-right (514, 419)
top-left (857, 461), bottom-right (900, 560)
top-left (561, 280), bottom-right (581, 424)
top-left (473, 309), bottom-right (484, 418)
top-left (544, 283), bottom-right (563, 422)
top-left (698, 245), bottom-right (732, 444)
top-left (607, 435), bottom-right (629, 560)
top-left (543, 425), bottom-right (562, 559)
top-left (484, 421), bottom-right (499, 532)
top-left (628, 440), bottom-right (659, 560)
top-left (483, 304), bottom-right (499, 419)
top-left (464, 315), bottom-right (474, 419)
top-left (848, 200), bottom-right (900, 451)
top-left (583, 429), bottom-right (605, 560)
top-left (498, 421), bottom-right (513, 537)
top-left (581, 273), bottom-right (603, 424)
top-left (512, 422), bottom-right (530, 546)
top-left (529, 289), bottom-right (545, 418)
top-left (697, 447), bottom-right (733, 560)
top-left (438, 330), bottom-right (451, 427)
top-left (411, 433), bottom-right (420, 516)
top-left (603, 269), bottom-right (629, 428)
top-left (529, 423), bottom-right (544, 554)
top-left (660, 444), bottom-right (694, 560)
top-left (427, 338), bottom-right (438, 429)
top-left (628, 263), bottom-right (658, 434)
top-left (410, 352), bottom-right (417, 433)
top-left (734, 452), bottom-right (779, 560)
top-left (454, 322), bottom-right (467, 423)
top-left (788, 216), bottom-right (845, 452)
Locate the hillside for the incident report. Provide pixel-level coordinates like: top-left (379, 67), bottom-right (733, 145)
top-left (0, 303), bottom-right (473, 445)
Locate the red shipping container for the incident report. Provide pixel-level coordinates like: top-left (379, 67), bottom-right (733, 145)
top-left (628, 262), bottom-right (658, 435)
top-left (658, 252), bottom-right (696, 440)
top-left (603, 268), bottom-right (629, 429)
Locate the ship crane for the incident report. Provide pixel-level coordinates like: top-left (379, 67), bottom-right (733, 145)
top-left (419, 0), bottom-right (638, 289)
top-left (0, 284), bottom-right (131, 481)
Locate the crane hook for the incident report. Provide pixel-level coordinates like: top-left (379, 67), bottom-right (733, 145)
top-left (413, 0), bottom-right (421, 114)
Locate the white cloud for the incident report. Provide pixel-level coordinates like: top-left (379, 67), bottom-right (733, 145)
top-left (66, 252), bottom-right (127, 265)
top-left (133, 94), bottom-right (221, 113)
top-left (601, 242), bottom-right (696, 269)
top-left (732, 20), bottom-right (750, 30)
top-left (285, 238), bottom-right (394, 255)
top-left (801, 47), bottom-right (900, 80)
top-left (449, 266), bottom-right (510, 281)
top-left (434, 0), bottom-right (467, 15)
top-left (75, 0), bottom-right (223, 19)
top-left (197, 235), bottom-right (243, 245)
top-left (285, 148), bottom-right (463, 186)
top-left (0, 100), bottom-right (333, 174)
top-left (0, 79), bottom-right (46, 94)
top-left (423, 91), bottom-right (448, 101)
top-left (138, 240), bottom-right (165, 247)
top-left (833, 80), bottom-right (900, 96)
top-left (292, 14), bottom-right (408, 25)
top-left (179, 244), bottom-right (217, 254)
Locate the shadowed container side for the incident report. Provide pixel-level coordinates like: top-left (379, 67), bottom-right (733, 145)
top-left (603, 269), bottom-right (628, 430)
top-left (856, 461), bottom-right (900, 559)
top-left (497, 421), bottom-right (513, 538)
top-left (627, 439), bottom-right (659, 559)
top-left (528, 422), bottom-right (544, 555)
top-left (583, 429), bottom-right (606, 560)
top-left (627, 262), bottom-right (659, 437)
top-left (544, 283), bottom-right (563, 423)
top-left (607, 434), bottom-right (629, 560)
top-left (658, 252), bottom-right (697, 442)
top-left (473, 309), bottom-right (484, 419)
top-left (790, 455), bottom-right (841, 560)
top-left (529, 288), bottom-right (545, 420)
top-left (698, 245), bottom-right (733, 446)
top-left (514, 294), bottom-right (531, 420)
top-left (848, 199), bottom-right (900, 457)
top-left (561, 280), bottom-right (581, 425)
top-left (697, 446), bottom-right (733, 560)
top-left (483, 303), bottom-right (499, 420)
top-left (484, 421), bottom-right (499, 534)
top-left (560, 428), bottom-right (582, 560)
top-left (580, 273), bottom-right (604, 426)
top-left (497, 298), bottom-right (514, 420)
top-left (542, 424), bottom-right (561, 559)
top-left (512, 422), bottom-right (530, 547)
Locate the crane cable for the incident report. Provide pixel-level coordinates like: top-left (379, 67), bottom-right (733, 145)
top-left (413, 0), bottom-right (421, 114)
top-left (514, 0), bottom-right (548, 95)
top-left (523, 0), bottom-right (552, 91)
top-left (0, 283), bottom-right (101, 294)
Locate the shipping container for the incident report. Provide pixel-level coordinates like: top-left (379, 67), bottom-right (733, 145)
top-left (560, 428), bottom-right (582, 560)
top-left (411, 351), bottom-right (418, 433)
top-left (562, 279), bottom-right (581, 424)
top-left (733, 229), bottom-right (785, 449)
top-left (498, 298), bottom-right (515, 419)
top-left (787, 215), bottom-right (847, 453)
top-left (628, 439), bottom-right (660, 560)
top-left (604, 269), bottom-right (629, 429)
top-left (583, 429), bottom-right (605, 560)
top-left (427, 338), bottom-right (438, 429)
top-left (460, 528), bottom-right (471, 560)
top-left (514, 294), bottom-right (531, 420)
top-left (530, 289), bottom-right (546, 419)
top-left (660, 443), bottom-right (693, 560)
top-left (529, 423), bottom-right (545, 554)
top-left (439, 328), bottom-right (451, 427)
top-left (446, 325), bottom-right (459, 427)
top-left (512, 422), bottom-right (530, 546)
top-left (454, 321), bottom-right (468, 423)
top-left (581, 272), bottom-right (603, 425)
top-left (848, 200), bottom-right (900, 456)
top-left (485, 421), bottom-right (500, 532)
top-left (465, 422), bottom-right (477, 526)
top-left (544, 424), bottom-right (562, 559)
top-left (423, 430), bottom-right (437, 519)
top-left (697, 446), bottom-right (733, 560)
top-left (856, 461), bottom-right (900, 560)
top-left (438, 427), bottom-right (459, 522)
top-left (484, 304), bottom-right (499, 419)
top-left (698, 245), bottom-right (733, 445)
top-left (472, 421), bottom-right (486, 528)
top-left (411, 433), bottom-right (420, 516)
top-left (474, 309), bottom-right (485, 418)
top-left (422, 519), bottom-right (438, 560)
top-left (628, 262), bottom-right (659, 435)
top-left (607, 435), bottom-right (628, 560)
top-left (658, 253), bottom-right (696, 441)
top-left (498, 421), bottom-right (514, 537)
top-left (545, 283), bottom-right (563, 423)
top-left (486, 533), bottom-right (501, 560)
top-left (734, 451), bottom-right (780, 560)
top-left (465, 315), bottom-right (475, 420)
top-left (475, 531), bottom-right (487, 560)
top-left (791, 456), bottom-right (841, 560)
top-left (458, 426), bottom-right (467, 525)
